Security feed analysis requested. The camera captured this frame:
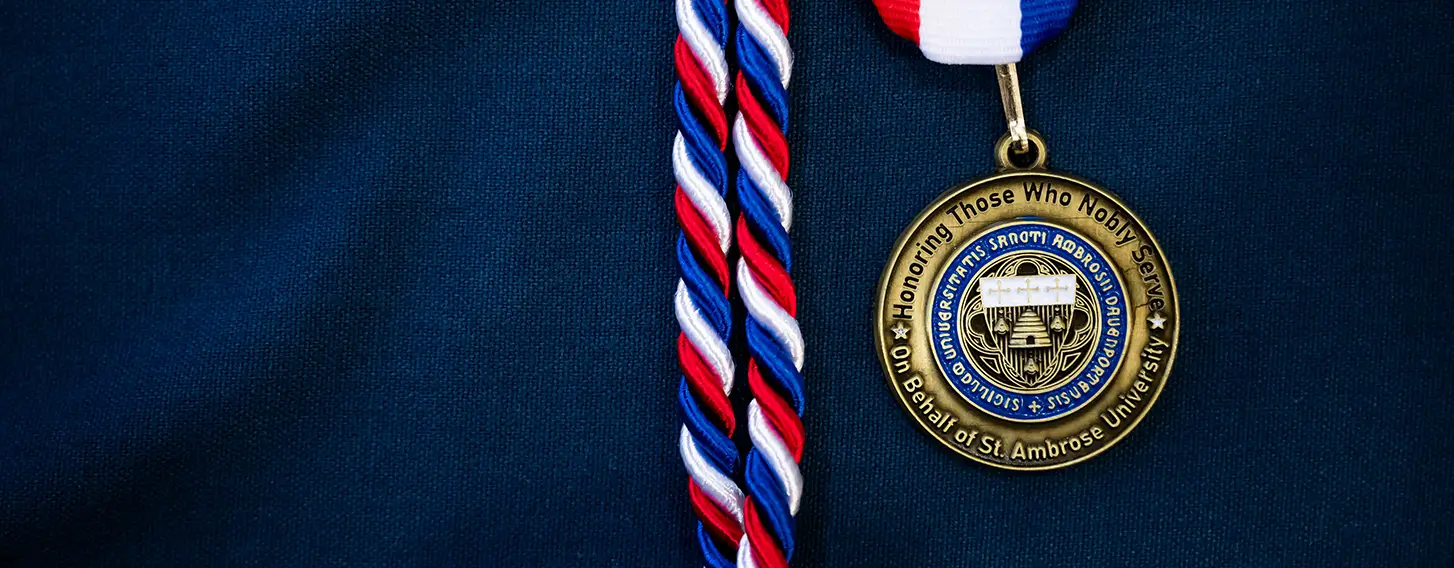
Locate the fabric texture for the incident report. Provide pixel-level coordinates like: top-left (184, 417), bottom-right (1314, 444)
top-left (2, 1), bottom-right (1453, 566)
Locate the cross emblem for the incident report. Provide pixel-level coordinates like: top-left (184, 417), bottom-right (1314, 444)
top-left (1048, 277), bottom-right (1072, 304)
top-left (1028, 400), bottom-right (1042, 412)
top-left (1017, 278), bottom-right (1041, 295)
top-left (983, 279), bottom-right (1013, 305)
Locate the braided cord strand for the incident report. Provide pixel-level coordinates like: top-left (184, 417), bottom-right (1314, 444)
top-left (673, 0), bottom-right (746, 565)
top-left (730, 0), bottom-right (803, 566)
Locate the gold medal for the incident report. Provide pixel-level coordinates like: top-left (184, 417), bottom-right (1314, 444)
top-left (873, 66), bottom-right (1179, 470)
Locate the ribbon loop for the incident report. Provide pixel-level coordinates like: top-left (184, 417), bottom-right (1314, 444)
top-left (871, 0), bottom-right (1077, 65)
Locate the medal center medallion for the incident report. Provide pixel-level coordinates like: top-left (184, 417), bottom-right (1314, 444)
top-left (930, 222), bottom-right (1128, 422)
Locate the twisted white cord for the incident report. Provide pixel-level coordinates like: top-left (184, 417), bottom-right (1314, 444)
top-left (732, 115), bottom-right (792, 231)
top-left (737, 263), bottom-right (803, 371)
top-left (674, 134), bottom-right (733, 251)
top-left (748, 401), bottom-right (802, 514)
top-left (737, 538), bottom-right (760, 568)
top-left (679, 427), bottom-right (745, 523)
top-left (734, 0), bottom-right (798, 564)
top-left (675, 0), bottom-right (730, 101)
top-left (735, 0), bottom-right (793, 86)
top-left (675, 282), bottom-right (734, 394)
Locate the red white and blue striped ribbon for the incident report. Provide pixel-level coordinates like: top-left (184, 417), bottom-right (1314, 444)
top-left (871, 0), bottom-right (1076, 64)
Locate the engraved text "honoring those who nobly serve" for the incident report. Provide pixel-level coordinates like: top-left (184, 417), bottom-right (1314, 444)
top-left (892, 182), bottom-right (1171, 321)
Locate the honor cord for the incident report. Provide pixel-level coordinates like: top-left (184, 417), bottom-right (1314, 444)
top-left (673, 0), bottom-right (747, 564)
top-left (731, 0), bottom-right (804, 566)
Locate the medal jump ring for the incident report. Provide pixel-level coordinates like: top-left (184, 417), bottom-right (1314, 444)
top-left (994, 129), bottom-right (1049, 171)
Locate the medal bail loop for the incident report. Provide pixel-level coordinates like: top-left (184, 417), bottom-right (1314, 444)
top-left (994, 63), bottom-right (1032, 154)
top-left (994, 129), bottom-right (1048, 170)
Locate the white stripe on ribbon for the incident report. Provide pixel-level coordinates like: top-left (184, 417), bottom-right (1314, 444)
top-left (680, 426), bottom-right (746, 523)
top-left (731, 114), bottom-right (792, 231)
top-left (918, 0), bottom-right (1023, 65)
top-left (673, 134), bottom-right (732, 251)
top-left (748, 401), bottom-right (802, 514)
top-left (675, 0), bottom-right (729, 101)
top-left (676, 281), bottom-right (736, 393)
top-left (737, 262), bottom-right (804, 372)
top-left (735, 0), bottom-right (793, 87)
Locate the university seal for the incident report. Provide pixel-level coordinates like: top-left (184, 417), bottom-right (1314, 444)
top-left (875, 166), bottom-right (1179, 470)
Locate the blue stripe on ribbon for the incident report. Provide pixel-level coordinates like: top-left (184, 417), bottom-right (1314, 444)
top-left (1020, 0), bottom-right (1077, 56)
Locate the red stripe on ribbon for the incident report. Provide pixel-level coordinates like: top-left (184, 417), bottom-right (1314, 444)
top-left (870, 0), bottom-right (920, 43)
top-left (690, 480), bottom-right (744, 545)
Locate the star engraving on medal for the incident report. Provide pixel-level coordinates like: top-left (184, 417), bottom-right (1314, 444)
top-left (891, 322), bottom-right (909, 339)
top-left (1148, 312), bottom-right (1167, 330)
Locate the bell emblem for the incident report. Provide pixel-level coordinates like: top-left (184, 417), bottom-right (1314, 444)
top-left (1049, 314), bottom-right (1067, 333)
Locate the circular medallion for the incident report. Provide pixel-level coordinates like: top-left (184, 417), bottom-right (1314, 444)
top-left (874, 166), bottom-right (1179, 470)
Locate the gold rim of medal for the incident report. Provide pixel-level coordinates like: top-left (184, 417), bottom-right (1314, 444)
top-left (874, 130), bottom-right (1180, 470)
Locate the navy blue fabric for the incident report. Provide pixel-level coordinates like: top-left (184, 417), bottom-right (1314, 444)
top-left (2, 1), bottom-right (1452, 566)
